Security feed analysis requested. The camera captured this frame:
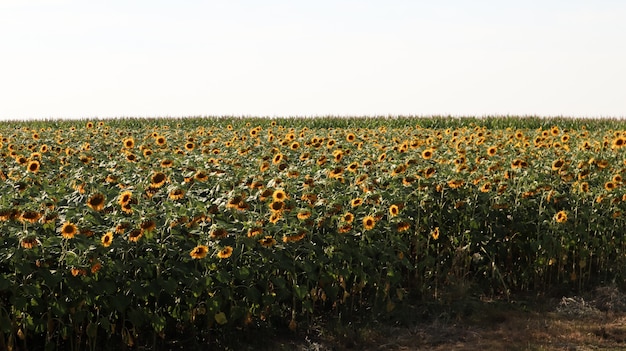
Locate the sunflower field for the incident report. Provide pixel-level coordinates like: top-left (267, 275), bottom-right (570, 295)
top-left (2, 116), bottom-right (626, 349)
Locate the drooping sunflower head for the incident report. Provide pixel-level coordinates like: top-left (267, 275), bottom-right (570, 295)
top-left (128, 229), bottom-right (143, 242)
top-left (169, 189), bottom-right (185, 201)
top-left (258, 236), bottom-right (277, 248)
top-left (19, 211), bottom-right (41, 224)
top-left (194, 171), bottom-right (209, 182)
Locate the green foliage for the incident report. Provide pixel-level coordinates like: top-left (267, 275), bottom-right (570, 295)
top-left (1, 116), bottom-right (626, 349)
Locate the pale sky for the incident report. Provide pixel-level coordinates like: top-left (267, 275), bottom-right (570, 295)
top-left (1, 0), bottom-right (625, 120)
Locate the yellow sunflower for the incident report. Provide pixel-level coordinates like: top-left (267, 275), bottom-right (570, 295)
top-left (190, 245), bottom-right (209, 259)
top-left (217, 246), bottom-right (233, 259)
top-left (362, 215), bottom-right (376, 230)
top-left (554, 210), bottom-right (568, 223)
top-left (101, 232), bottom-right (113, 247)
top-left (60, 222), bottom-right (78, 239)
top-left (150, 171), bottom-right (168, 188)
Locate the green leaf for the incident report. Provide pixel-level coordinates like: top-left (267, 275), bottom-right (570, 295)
top-left (214, 311), bottom-right (228, 325)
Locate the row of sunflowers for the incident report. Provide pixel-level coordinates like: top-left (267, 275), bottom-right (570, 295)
top-left (2, 116), bottom-right (626, 349)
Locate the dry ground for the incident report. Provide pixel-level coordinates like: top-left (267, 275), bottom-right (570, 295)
top-left (265, 287), bottom-right (626, 351)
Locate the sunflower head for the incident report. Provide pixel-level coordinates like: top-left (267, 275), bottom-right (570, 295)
top-left (362, 215), bottom-right (376, 230)
top-left (190, 245), bottom-right (209, 259)
top-left (60, 222), bottom-right (78, 239)
top-left (217, 246), bottom-right (233, 259)
top-left (259, 236), bottom-right (277, 248)
top-left (554, 210), bottom-right (568, 223)
top-left (87, 193), bottom-right (106, 211)
top-left (150, 172), bottom-right (168, 188)
top-left (101, 232), bottom-right (113, 247)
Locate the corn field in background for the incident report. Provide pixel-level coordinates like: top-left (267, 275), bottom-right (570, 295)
top-left (2, 116), bottom-right (626, 350)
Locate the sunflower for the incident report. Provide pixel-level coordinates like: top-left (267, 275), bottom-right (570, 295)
top-left (342, 212), bottom-right (354, 223)
top-left (338, 223), bottom-right (352, 233)
top-left (269, 200), bottom-right (284, 212)
top-left (416, 168), bottom-right (434, 181)
top-left (21, 237), bottom-right (39, 249)
top-left (605, 181), bottom-right (617, 191)
top-left (260, 161), bottom-right (270, 172)
top-left (91, 262), bottom-right (102, 274)
top-left (554, 210), bottom-right (568, 223)
top-left (118, 191), bottom-right (132, 206)
top-left (397, 222), bottom-right (410, 232)
top-left (190, 245), bottom-right (209, 259)
top-left (19, 211), bottom-right (41, 224)
top-left (247, 227), bottom-right (263, 238)
top-left (150, 171), bottom-right (167, 188)
top-left (421, 148), bottom-right (434, 160)
top-left (612, 137), bottom-right (626, 149)
top-left (140, 220), bottom-right (156, 233)
top-left (123, 137), bottom-right (135, 149)
top-left (209, 228), bottom-right (228, 239)
top-left (184, 142), bottom-right (195, 151)
top-left (169, 189), bottom-right (185, 200)
top-left (328, 166), bottom-right (344, 179)
top-left (351, 198), bottom-right (364, 207)
top-left (272, 189), bottom-right (287, 202)
top-left (299, 152), bottom-right (310, 161)
top-left (27, 160), bottom-right (40, 173)
top-left (87, 193), bottom-right (106, 211)
top-left (388, 204), bottom-right (400, 217)
top-left (362, 215), bottom-right (376, 230)
top-left (579, 182), bottom-right (589, 193)
top-left (297, 210), bottom-right (312, 220)
top-left (128, 229), bottom-right (143, 242)
top-left (217, 246), bottom-right (233, 259)
top-left (60, 222), bottom-right (78, 239)
top-left (160, 159), bottom-right (174, 168)
top-left (283, 230), bottom-right (307, 243)
top-left (347, 162), bottom-right (359, 173)
top-left (551, 159), bottom-right (565, 171)
top-left (101, 232), bottom-right (113, 247)
top-left (259, 236), bottom-right (277, 248)
top-left (272, 153), bottom-right (284, 164)
top-left (269, 212), bottom-right (282, 224)
top-left (479, 182), bottom-right (492, 193)
top-left (431, 227), bottom-right (440, 240)
top-left (355, 174), bottom-right (368, 186)
top-left (155, 135), bottom-right (167, 146)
